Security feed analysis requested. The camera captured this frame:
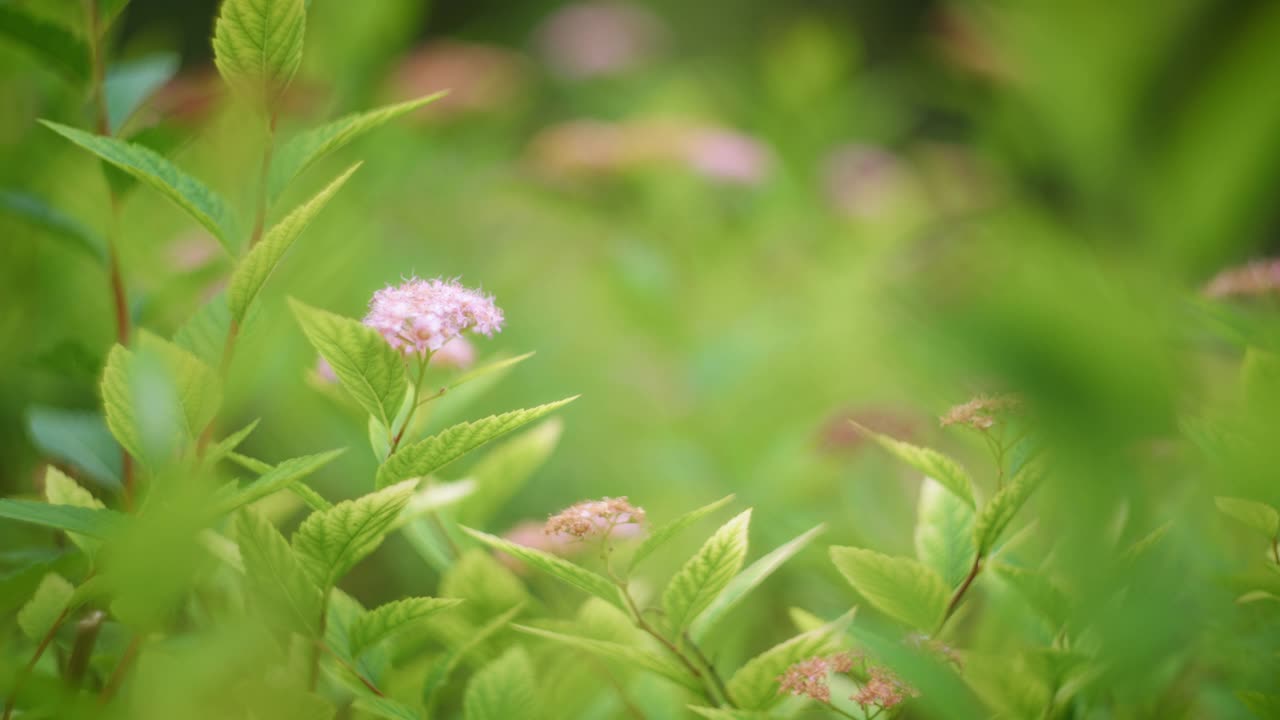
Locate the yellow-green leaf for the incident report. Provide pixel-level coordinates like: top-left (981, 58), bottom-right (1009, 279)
top-left (662, 509), bottom-right (751, 635)
top-left (830, 546), bottom-right (948, 631)
top-left (292, 481), bottom-right (416, 588)
top-left (212, 0), bottom-right (306, 109)
top-left (853, 422), bottom-right (975, 507)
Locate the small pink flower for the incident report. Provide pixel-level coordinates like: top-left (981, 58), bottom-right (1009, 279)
top-left (315, 356), bottom-right (337, 383)
top-left (388, 41), bottom-right (527, 119)
top-left (852, 666), bottom-right (919, 711)
top-left (545, 497), bottom-right (646, 541)
top-left (166, 231), bottom-right (220, 272)
top-left (497, 520), bottom-right (580, 572)
top-left (682, 129), bottom-right (770, 185)
top-left (363, 277), bottom-right (503, 357)
top-left (1203, 259), bottom-right (1280, 299)
top-left (430, 336), bottom-right (476, 369)
top-left (777, 655), bottom-right (840, 703)
top-left (939, 394), bottom-right (1021, 431)
top-left (822, 144), bottom-right (907, 218)
top-left (535, 2), bottom-right (665, 79)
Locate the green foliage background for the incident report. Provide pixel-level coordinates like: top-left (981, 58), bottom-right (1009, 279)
top-left (2, 0), bottom-right (1280, 718)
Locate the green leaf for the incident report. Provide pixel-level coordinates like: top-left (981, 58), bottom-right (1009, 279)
top-left (26, 405), bottom-right (121, 488)
top-left (376, 397), bottom-right (578, 488)
top-left (268, 93), bottom-right (446, 199)
top-left (205, 418), bottom-right (260, 466)
top-left (289, 299), bottom-right (407, 429)
top-left (353, 697), bottom-right (421, 720)
top-left (629, 494), bottom-right (735, 573)
top-left (852, 422), bottom-right (975, 507)
top-left (292, 481), bottom-right (416, 588)
top-left (454, 418), bottom-right (561, 527)
top-left (212, 0), bottom-right (306, 109)
top-left (463, 646), bottom-right (537, 720)
top-left (439, 549), bottom-right (529, 618)
top-left (105, 53), bottom-right (180, 133)
top-left (0, 190), bottom-right (105, 262)
top-left (0, 5), bottom-right (89, 84)
top-left (423, 602), bottom-right (525, 713)
top-left (448, 352), bottom-right (535, 391)
top-left (1216, 496), bottom-right (1280, 538)
top-left (236, 510), bottom-right (323, 636)
top-left (829, 546), bottom-right (948, 631)
top-left (992, 562), bottom-right (1069, 627)
top-left (461, 527), bottom-right (625, 610)
top-left (229, 164), bottom-right (359, 322)
top-left (662, 510), bottom-right (751, 635)
top-left (511, 624), bottom-right (701, 693)
top-left (915, 477), bottom-right (977, 588)
top-left (40, 121), bottom-right (240, 252)
top-left (689, 523), bottom-right (824, 642)
top-left (0, 500), bottom-right (124, 538)
top-left (726, 610), bottom-right (855, 710)
top-left (689, 708), bottom-right (775, 720)
top-left (973, 465), bottom-right (1041, 556)
top-left (18, 573), bottom-right (74, 641)
top-left (217, 448), bottom-right (344, 513)
top-left (395, 479), bottom-right (475, 529)
top-left (348, 596), bottom-right (462, 659)
top-left (174, 291), bottom-right (233, 367)
top-left (44, 467), bottom-right (105, 556)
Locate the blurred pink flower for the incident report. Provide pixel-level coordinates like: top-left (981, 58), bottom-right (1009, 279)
top-left (314, 356), bottom-right (337, 384)
top-left (1203, 259), bottom-right (1280, 299)
top-left (363, 277), bottom-right (503, 357)
top-left (545, 496), bottom-right (646, 541)
top-left (496, 520), bottom-right (580, 572)
top-left (388, 41), bottom-right (527, 119)
top-left (681, 129), bottom-right (771, 185)
top-left (822, 144), bottom-right (907, 218)
top-left (430, 336), bottom-right (476, 370)
top-left (535, 2), bottom-right (665, 79)
top-left (166, 231), bottom-right (220, 272)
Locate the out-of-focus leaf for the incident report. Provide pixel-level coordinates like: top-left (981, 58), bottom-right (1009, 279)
top-left (462, 527), bottom-right (624, 610)
top-left (629, 494), bottom-right (735, 573)
top-left (0, 500), bottom-right (124, 538)
top-left (852, 422), bottom-right (975, 507)
top-left (726, 609), bottom-right (855, 709)
top-left (212, 0), bottom-right (305, 109)
top-left (229, 164), bottom-right (359, 322)
top-left (422, 603), bottom-right (524, 712)
top-left (1215, 496), bottom-right (1280, 538)
top-left (105, 53), bottom-right (179, 133)
top-left (973, 464), bottom-right (1041, 556)
top-left (992, 562), bottom-right (1070, 628)
top-left (662, 509), bottom-right (751, 635)
top-left (0, 5), bottom-right (89, 83)
top-left (511, 624), bottom-right (700, 693)
top-left (204, 418), bottom-right (260, 466)
top-left (268, 93), bottom-right (445, 199)
top-left (0, 190), bottom-right (105, 262)
top-left (217, 448), bottom-right (344, 513)
top-left (394, 479), bottom-right (474, 528)
top-left (454, 418), bottom-right (561, 527)
top-left (26, 405), bottom-right (121, 488)
top-left (915, 477), bottom-right (977, 588)
top-left (44, 467), bottom-right (105, 556)
top-left (353, 697), bottom-right (421, 720)
top-left (40, 121), bottom-right (240, 252)
top-left (830, 546), bottom-right (948, 631)
top-left (290, 299), bottom-right (407, 429)
top-left (348, 596), bottom-right (462, 659)
top-left (17, 573), bottom-right (74, 641)
top-left (376, 397), bottom-right (578, 488)
top-left (463, 646), bottom-right (537, 720)
top-left (236, 510), bottom-right (322, 637)
top-left (447, 352), bottom-right (534, 390)
top-left (292, 480), bottom-right (416, 588)
top-left (689, 523), bottom-right (824, 642)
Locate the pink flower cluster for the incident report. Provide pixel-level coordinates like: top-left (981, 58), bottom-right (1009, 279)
top-left (776, 652), bottom-right (858, 703)
top-left (544, 497), bottom-right (646, 541)
top-left (852, 666), bottom-right (919, 711)
top-left (363, 277), bottom-right (503, 357)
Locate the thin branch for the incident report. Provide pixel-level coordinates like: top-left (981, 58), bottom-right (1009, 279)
top-left (98, 635), bottom-right (141, 704)
top-left (937, 554), bottom-right (982, 634)
top-left (316, 640), bottom-right (384, 698)
top-left (3, 607), bottom-right (71, 720)
top-left (683, 631), bottom-right (733, 706)
top-left (68, 610), bottom-right (107, 688)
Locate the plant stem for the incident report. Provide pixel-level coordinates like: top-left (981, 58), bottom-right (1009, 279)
top-left (98, 635), bottom-right (141, 704)
top-left (68, 610), bottom-right (106, 688)
top-left (937, 554), bottom-right (982, 634)
top-left (2, 607), bottom-right (71, 720)
top-left (1272, 536), bottom-right (1279, 565)
top-left (683, 631), bottom-right (734, 706)
top-left (819, 699), bottom-right (862, 719)
top-left (389, 354), bottom-right (431, 455)
top-left (316, 640), bottom-right (383, 697)
top-left (309, 591), bottom-right (330, 691)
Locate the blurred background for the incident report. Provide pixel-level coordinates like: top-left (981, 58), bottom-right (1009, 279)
top-left (3, 0), bottom-right (1280, 713)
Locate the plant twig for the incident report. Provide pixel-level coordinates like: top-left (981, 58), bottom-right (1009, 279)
top-left (2, 607), bottom-right (71, 720)
top-left (309, 591), bottom-right (330, 691)
top-left (937, 554), bottom-right (982, 634)
top-left (683, 631), bottom-right (733, 706)
top-left (68, 610), bottom-right (107, 688)
top-left (316, 640), bottom-right (384, 697)
top-left (98, 635), bottom-right (141, 704)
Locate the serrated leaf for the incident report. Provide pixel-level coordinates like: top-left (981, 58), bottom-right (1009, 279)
top-left (992, 562), bottom-right (1069, 627)
top-left (440, 549), bottom-right (529, 619)
top-left (853, 422), bottom-right (975, 507)
top-left (236, 510), bottom-right (323, 636)
top-left (830, 546), bottom-right (948, 631)
top-left (217, 448), bottom-right (344, 513)
top-left (464, 646), bottom-right (537, 720)
top-left (0, 5), bottom-right (89, 84)
top-left (40, 121), bottom-right (239, 252)
top-left (229, 164), bottom-right (359, 322)
top-left (455, 418), bottom-right (561, 527)
top-left (212, 0), bottom-right (306, 109)
top-left (44, 467), bottom-right (105, 556)
top-left (423, 602), bottom-right (525, 713)
top-left (174, 291), bottom-right (233, 367)
top-left (103, 124), bottom-right (188, 198)
top-left (511, 624), bottom-right (701, 693)
top-left (0, 190), bottom-right (105, 262)
top-left (292, 481), bottom-right (416, 588)
top-left (395, 479), bottom-right (475, 529)
top-left (105, 53), bottom-right (179, 133)
top-left (629, 494), bottom-right (735, 573)
top-left (0, 500), bottom-right (125, 538)
top-left (461, 527), bottom-right (624, 610)
top-left (726, 609), bottom-right (856, 709)
top-left (26, 405), bottom-right (121, 488)
top-left (915, 477), bottom-right (977, 588)
top-left (690, 523), bottom-right (824, 642)
top-left (376, 397), bottom-right (578, 488)
top-left (205, 418), bottom-right (260, 466)
top-left (662, 509), bottom-right (751, 635)
top-left (268, 93), bottom-right (445, 199)
top-left (18, 573), bottom-right (74, 641)
top-left (289, 299), bottom-right (407, 429)
top-left (974, 465), bottom-right (1041, 556)
top-left (348, 597), bottom-right (462, 659)
top-left (1216, 496), bottom-right (1280, 538)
